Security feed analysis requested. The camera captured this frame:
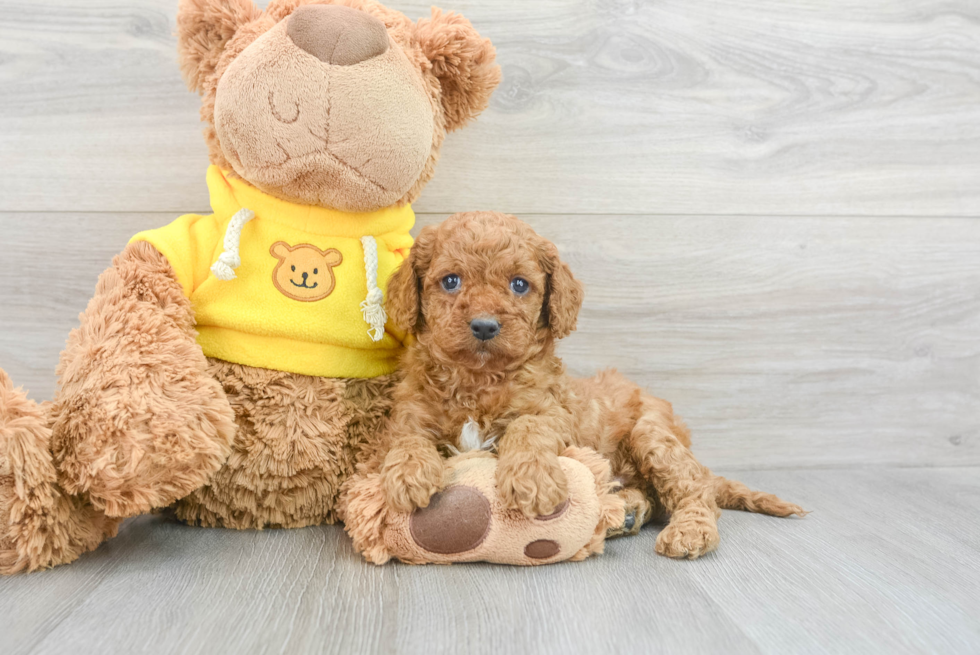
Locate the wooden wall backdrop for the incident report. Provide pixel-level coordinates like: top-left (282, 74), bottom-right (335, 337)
top-left (1, 0), bottom-right (978, 471)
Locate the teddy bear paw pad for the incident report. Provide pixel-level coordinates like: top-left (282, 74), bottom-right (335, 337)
top-left (524, 539), bottom-right (561, 559)
top-left (409, 485), bottom-right (491, 555)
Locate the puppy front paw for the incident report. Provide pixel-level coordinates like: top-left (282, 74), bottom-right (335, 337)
top-left (655, 518), bottom-right (720, 560)
top-left (381, 448), bottom-right (445, 514)
top-left (496, 452), bottom-right (569, 517)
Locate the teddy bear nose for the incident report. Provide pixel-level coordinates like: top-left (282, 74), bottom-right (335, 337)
top-left (287, 4), bottom-right (390, 66)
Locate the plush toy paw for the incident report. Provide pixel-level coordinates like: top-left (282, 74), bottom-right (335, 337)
top-left (380, 447), bottom-right (445, 513)
top-left (495, 451), bottom-right (569, 517)
top-left (0, 474), bottom-right (18, 575)
top-left (654, 517), bottom-right (720, 560)
top-left (0, 369), bottom-right (48, 574)
top-left (0, 369), bottom-right (120, 574)
top-left (344, 447), bottom-right (627, 566)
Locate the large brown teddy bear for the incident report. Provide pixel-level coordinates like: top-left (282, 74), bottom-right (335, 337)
top-left (0, 0), bottom-right (502, 573)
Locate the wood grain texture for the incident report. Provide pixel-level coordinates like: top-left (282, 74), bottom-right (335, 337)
top-left (2, 212), bottom-right (977, 469)
top-left (0, 468), bottom-right (977, 655)
top-left (1, 0), bottom-right (979, 215)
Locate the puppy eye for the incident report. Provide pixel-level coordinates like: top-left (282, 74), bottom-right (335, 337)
top-left (510, 277), bottom-right (530, 296)
top-left (441, 274), bottom-right (461, 292)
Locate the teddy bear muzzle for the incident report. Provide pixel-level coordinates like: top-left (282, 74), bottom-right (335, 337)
top-left (287, 4), bottom-right (390, 66)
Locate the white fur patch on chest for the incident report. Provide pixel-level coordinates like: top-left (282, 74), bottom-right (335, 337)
top-left (455, 419), bottom-right (498, 454)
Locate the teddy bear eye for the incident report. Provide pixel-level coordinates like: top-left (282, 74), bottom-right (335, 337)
top-left (313, 268), bottom-right (318, 275)
top-left (441, 274), bottom-right (461, 292)
top-left (291, 265), bottom-right (296, 272)
top-left (510, 277), bottom-right (530, 296)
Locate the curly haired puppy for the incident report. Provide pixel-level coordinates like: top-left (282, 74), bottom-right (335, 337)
top-left (376, 212), bottom-right (804, 559)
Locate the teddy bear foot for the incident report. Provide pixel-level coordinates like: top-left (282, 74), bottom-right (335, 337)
top-left (343, 446), bottom-right (626, 566)
top-left (0, 369), bottom-right (120, 574)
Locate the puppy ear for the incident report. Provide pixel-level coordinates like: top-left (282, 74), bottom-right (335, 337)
top-left (177, 0), bottom-right (262, 94)
top-left (386, 226), bottom-right (438, 334)
top-left (416, 9), bottom-right (501, 132)
top-left (539, 242), bottom-right (584, 340)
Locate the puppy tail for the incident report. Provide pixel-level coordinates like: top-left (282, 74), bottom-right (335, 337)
top-left (712, 475), bottom-right (808, 517)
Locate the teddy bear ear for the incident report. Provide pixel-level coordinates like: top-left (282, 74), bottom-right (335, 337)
top-left (323, 249), bottom-right (344, 267)
top-left (270, 241), bottom-right (291, 259)
top-left (177, 0), bottom-right (263, 94)
top-left (415, 9), bottom-right (502, 133)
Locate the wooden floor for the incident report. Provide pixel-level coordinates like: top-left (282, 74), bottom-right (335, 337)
top-left (1, 468), bottom-right (978, 655)
top-left (1, 0), bottom-right (979, 653)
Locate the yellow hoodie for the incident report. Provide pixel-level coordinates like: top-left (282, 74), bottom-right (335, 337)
top-left (131, 167), bottom-right (413, 378)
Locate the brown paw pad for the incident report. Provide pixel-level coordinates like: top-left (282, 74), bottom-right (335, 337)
top-left (524, 539), bottom-right (560, 560)
top-left (409, 485), bottom-right (491, 555)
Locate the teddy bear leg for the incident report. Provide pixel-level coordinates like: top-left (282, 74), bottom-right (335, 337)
top-left (172, 363), bottom-right (351, 529)
top-left (343, 446), bottom-right (626, 566)
top-left (0, 370), bottom-right (120, 574)
top-left (48, 242), bottom-right (237, 519)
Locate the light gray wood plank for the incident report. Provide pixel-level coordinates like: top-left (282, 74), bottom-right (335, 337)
top-left (0, 468), bottom-right (976, 655)
top-left (16, 522), bottom-right (399, 655)
top-left (690, 467), bottom-right (980, 655)
top-left (543, 214), bottom-right (980, 470)
top-left (0, 519), bottom-right (160, 655)
top-left (1, 1), bottom-right (979, 215)
top-left (1, 212), bottom-right (977, 469)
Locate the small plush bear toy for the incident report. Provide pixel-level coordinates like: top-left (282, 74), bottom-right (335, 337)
top-left (0, 0), bottom-right (619, 573)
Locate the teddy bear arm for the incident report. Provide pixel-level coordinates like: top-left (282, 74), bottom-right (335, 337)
top-left (48, 241), bottom-right (237, 518)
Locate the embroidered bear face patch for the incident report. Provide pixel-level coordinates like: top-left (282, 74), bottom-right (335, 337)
top-left (270, 241), bottom-right (343, 302)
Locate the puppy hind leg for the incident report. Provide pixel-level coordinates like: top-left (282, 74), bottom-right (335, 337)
top-left (627, 398), bottom-right (720, 559)
top-left (605, 487), bottom-right (654, 539)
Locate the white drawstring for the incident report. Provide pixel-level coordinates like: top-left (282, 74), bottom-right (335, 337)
top-left (360, 236), bottom-right (387, 342)
top-left (211, 208), bottom-right (255, 280)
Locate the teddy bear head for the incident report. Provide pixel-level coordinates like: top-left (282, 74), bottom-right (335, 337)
top-left (177, 0), bottom-right (500, 212)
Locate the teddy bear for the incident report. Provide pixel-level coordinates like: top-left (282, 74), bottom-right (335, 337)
top-left (0, 0), bottom-right (627, 574)
top-left (0, 0), bottom-right (507, 574)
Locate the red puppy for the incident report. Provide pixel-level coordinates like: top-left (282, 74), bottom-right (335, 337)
top-left (374, 212), bottom-right (803, 558)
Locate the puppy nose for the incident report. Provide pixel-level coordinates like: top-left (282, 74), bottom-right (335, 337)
top-left (302, 272), bottom-right (308, 279)
top-left (470, 318), bottom-right (500, 342)
top-left (287, 4), bottom-right (389, 66)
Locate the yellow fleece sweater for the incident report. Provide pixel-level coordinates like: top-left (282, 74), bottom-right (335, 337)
top-left (131, 167), bottom-right (414, 378)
